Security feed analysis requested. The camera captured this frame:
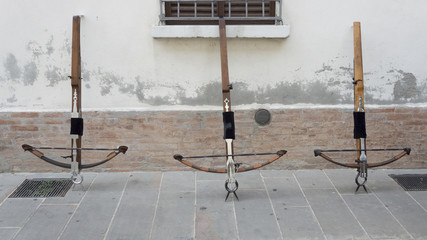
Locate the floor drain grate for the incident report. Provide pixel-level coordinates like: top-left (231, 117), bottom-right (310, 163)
top-left (389, 174), bottom-right (427, 191)
top-left (9, 178), bottom-right (73, 198)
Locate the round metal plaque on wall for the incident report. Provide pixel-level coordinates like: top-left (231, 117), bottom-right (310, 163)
top-left (254, 109), bottom-right (271, 126)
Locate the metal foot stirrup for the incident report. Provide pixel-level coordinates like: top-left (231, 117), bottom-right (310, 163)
top-left (225, 179), bottom-right (239, 201)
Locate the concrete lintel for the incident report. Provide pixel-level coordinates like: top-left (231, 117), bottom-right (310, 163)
top-left (152, 25), bottom-right (290, 38)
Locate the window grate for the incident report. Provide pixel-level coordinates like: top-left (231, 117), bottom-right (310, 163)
top-left (160, 0), bottom-right (282, 25)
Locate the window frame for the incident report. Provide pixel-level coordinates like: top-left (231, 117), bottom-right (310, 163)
top-left (160, 0), bottom-right (282, 25)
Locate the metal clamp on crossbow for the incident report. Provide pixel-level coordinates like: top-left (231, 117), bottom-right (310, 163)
top-left (173, 2), bottom-right (286, 201)
top-left (22, 16), bottom-right (128, 184)
top-left (314, 22), bottom-right (410, 192)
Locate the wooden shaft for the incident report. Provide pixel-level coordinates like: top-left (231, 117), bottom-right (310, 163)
top-left (353, 22), bottom-right (364, 160)
top-left (217, 1), bottom-right (225, 18)
top-left (72, 16), bottom-right (82, 167)
top-left (353, 22), bottom-right (364, 111)
top-left (219, 18), bottom-right (231, 112)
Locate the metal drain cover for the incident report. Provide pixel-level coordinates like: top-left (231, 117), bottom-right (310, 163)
top-left (254, 109), bottom-right (271, 126)
top-left (389, 174), bottom-right (427, 191)
top-left (9, 178), bottom-right (73, 198)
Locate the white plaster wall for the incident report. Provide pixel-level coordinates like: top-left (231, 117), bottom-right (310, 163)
top-left (0, 0), bottom-right (426, 111)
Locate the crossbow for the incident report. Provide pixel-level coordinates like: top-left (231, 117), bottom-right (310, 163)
top-left (173, 2), bottom-right (287, 201)
top-left (314, 22), bottom-right (410, 192)
top-left (22, 16), bottom-right (128, 184)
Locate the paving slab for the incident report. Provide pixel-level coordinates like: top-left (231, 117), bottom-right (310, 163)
top-left (0, 198), bottom-right (42, 227)
top-left (324, 168), bottom-right (365, 194)
top-left (385, 169), bottom-right (427, 210)
top-left (342, 194), bottom-right (411, 239)
top-left (407, 191), bottom-right (427, 210)
top-left (260, 169), bottom-right (294, 178)
top-left (160, 171), bottom-right (195, 192)
top-left (276, 206), bottom-right (325, 240)
top-left (0, 227), bottom-right (19, 240)
top-left (263, 175), bottom-right (325, 239)
top-left (150, 172), bottom-right (196, 240)
top-left (295, 170), bottom-right (334, 189)
top-left (234, 189), bottom-right (282, 240)
top-left (234, 170), bottom-right (265, 190)
top-left (369, 171), bottom-right (427, 240)
top-left (58, 172), bottom-right (129, 240)
top-left (196, 180), bottom-right (237, 240)
top-left (0, 174), bottom-right (26, 202)
top-left (196, 171), bottom-right (227, 181)
top-left (106, 172), bottom-right (162, 240)
top-left (263, 174), bottom-right (308, 207)
top-left (14, 205), bottom-right (76, 240)
top-left (303, 188), bottom-right (369, 239)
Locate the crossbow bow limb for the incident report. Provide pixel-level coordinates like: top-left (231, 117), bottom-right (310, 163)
top-left (22, 16), bottom-right (128, 184)
top-left (173, 2), bottom-right (287, 201)
top-left (314, 22), bottom-right (410, 192)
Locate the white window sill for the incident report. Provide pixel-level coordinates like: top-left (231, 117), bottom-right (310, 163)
top-left (152, 25), bottom-right (290, 39)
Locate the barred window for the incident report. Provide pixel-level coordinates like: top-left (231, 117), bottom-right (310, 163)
top-left (160, 0), bottom-right (282, 25)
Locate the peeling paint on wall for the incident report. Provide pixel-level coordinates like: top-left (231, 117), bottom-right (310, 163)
top-left (6, 94), bottom-right (17, 103)
top-left (23, 62), bottom-right (38, 86)
top-left (392, 70), bottom-right (421, 102)
top-left (45, 65), bottom-right (66, 86)
top-left (1, 0), bottom-right (427, 110)
top-left (4, 54), bottom-right (21, 81)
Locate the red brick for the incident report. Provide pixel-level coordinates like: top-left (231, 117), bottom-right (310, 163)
top-left (11, 112), bottom-right (39, 118)
top-left (11, 125), bottom-right (38, 131)
top-left (0, 119), bottom-right (20, 125)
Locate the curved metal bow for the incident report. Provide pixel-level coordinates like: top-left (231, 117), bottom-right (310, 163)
top-left (173, 4), bottom-right (286, 201)
top-left (174, 150), bottom-right (287, 173)
top-left (22, 16), bottom-right (128, 184)
top-left (314, 22), bottom-right (410, 192)
top-left (314, 148), bottom-right (411, 169)
top-left (22, 144), bottom-right (128, 169)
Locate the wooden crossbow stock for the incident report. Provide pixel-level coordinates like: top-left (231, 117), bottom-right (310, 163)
top-left (22, 16), bottom-right (128, 184)
top-left (173, 2), bottom-right (287, 201)
top-left (314, 22), bottom-right (410, 192)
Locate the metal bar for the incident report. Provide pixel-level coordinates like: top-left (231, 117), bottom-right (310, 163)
top-left (194, 1), bottom-right (197, 17)
top-left (160, 0), bottom-right (164, 20)
top-left (177, 1), bottom-right (180, 17)
top-left (180, 152), bottom-right (279, 159)
top-left (316, 148), bottom-right (410, 153)
top-left (159, 16), bottom-right (280, 21)
top-left (262, 0), bottom-right (265, 17)
top-left (32, 147), bottom-right (122, 151)
top-left (211, 1), bottom-right (214, 17)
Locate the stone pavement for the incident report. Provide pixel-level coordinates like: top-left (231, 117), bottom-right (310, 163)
top-left (0, 169), bottom-right (427, 240)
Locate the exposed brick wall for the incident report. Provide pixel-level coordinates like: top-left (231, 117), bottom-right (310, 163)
top-left (0, 107), bottom-right (425, 173)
